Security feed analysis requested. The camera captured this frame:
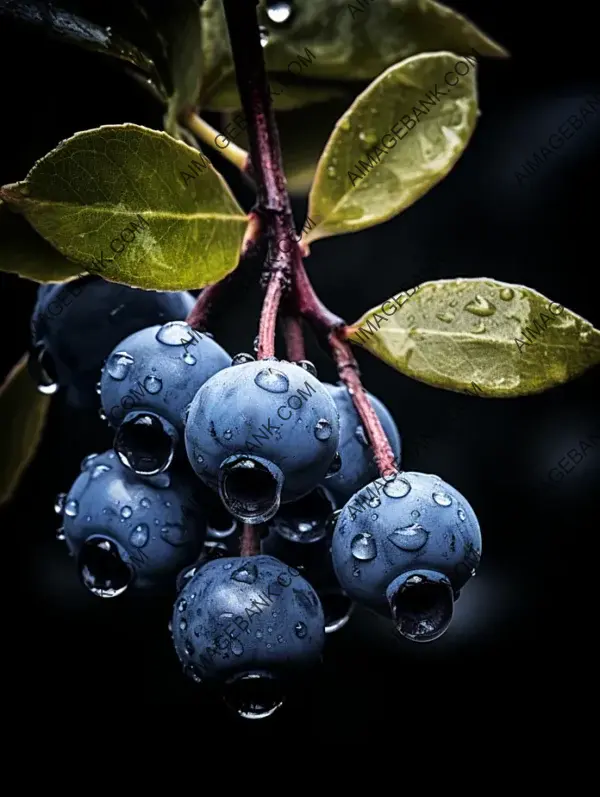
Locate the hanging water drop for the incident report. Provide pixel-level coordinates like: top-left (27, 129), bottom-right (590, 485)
top-left (54, 493), bottom-right (67, 515)
top-left (107, 352), bottom-right (134, 380)
top-left (254, 368), bottom-right (289, 393)
top-left (266, 1), bottom-right (293, 24)
top-left (314, 419), bottom-right (332, 441)
top-left (259, 26), bottom-right (269, 46)
top-left (232, 352), bottom-right (255, 366)
top-left (296, 360), bottom-right (317, 377)
top-left (350, 532), bottom-right (377, 561)
top-left (223, 672), bottom-right (285, 720)
top-left (64, 499), bottom-right (79, 518)
top-left (231, 563), bottom-right (258, 584)
top-left (78, 537), bottom-right (132, 599)
top-left (156, 320), bottom-right (194, 346)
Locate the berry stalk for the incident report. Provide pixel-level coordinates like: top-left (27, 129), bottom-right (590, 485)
top-left (240, 522), bottom-right (261, 556)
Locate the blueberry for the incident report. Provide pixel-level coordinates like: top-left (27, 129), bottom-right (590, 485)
top-left (59, 450), bottom-right (206, 596)
top-left (100, 322), bottom-right (231, 475)
top-left (30, 276), bottom-right (194, 408)
top-left (267, 485), bottom-right (337, 544)
top-left (184, 360), bottom-right (340, 523)
top-left (331, 471), bottom-right (482, 642)
top-left (172, 555), bottom-right (325, 698)
top-left (323, 383), bottom-right (401, 502)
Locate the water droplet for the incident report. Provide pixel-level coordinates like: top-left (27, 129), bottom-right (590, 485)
top-left (499, 287), bottom-right (514, 301)
top-left (350, 532), bottom-right (377, 561)
top-left (472, 320), bottom-right (486, 334)
top-left (437, 311), bottom-right (455, 323)
top-left (120, 505), bottom-right (133, 519)
top-left (388, 524), bottom-right (429, 551)
top-left (294, 621), bottom-right (307, 638)
top-left (464, 295), bottom-right (496, 317)
top-left (177, 598), bottom-right (187, 612)
top-left (354, 425), bottom-right (369, 446)
top-left (185, 640), bottom-right (195, 656)
top-left (64, 499), bottom-right (79, 518)
top-left (98, 409), bottom-right (107, 421)
top-left (371, 513), bottom-right (378, 521)
top-left (231, 639), bottom-right (244, 656)
top-left (267, 626), bottom-right (273, 634)
top-left (29, 343), bottom-right (59, 394)
top-left (256, 630), bottom-right (263, 639)
top-left (457, 507), bottom-right (467, 521)
top-left (296, 360), bottom-right (317, 377)
top-left (129, 524), bottom-right (149, 548)
top-left (95, 381), bottom-right (102, 395)
top-left (433, 491), bottom-right (452, 507)
top-left (232, 352), bottom-right (255, 366)
top-left (186, 663), bottom-right (203, 684)
top-left (56, 527), bottom-right (66, 541)
top-left (276, 634), bottom-right (284, 644)
top-left (160, 524), bottom-right (189, 547)
top-left (196, 454), bottom-right (204, 465)
top-left (339, 117), bottom-right (351, 132)
top-left (267, 1), bottom-right (292, 24)
top-left (140, 497), bottom-right (151, 509)
top-left (54, 493), bottom-right (66, 515)
top-left (223, 672), bottom-right (285, 720)
top-left (183, 352), bottom-right (196, 366)
top-left (231, 563), bottom-right (258, 584)
top-left (358, 129), bottom-right (378, 147)
top-left (314, 419), bottom-right (332, 441)
top-left (383, 477), bottom-right (411, 499)
top-left (253, 336), bottom-right (260, 353)
top-left (79, 538), bottom-right (132, 598)
top-left (223, 562), bottom-right (233, 570)
top-left (327, 166), bottom-right (337, 178)
top-left (223, 429), bottom-right (233, 440)
top-left (259, 25), bottom-right (269, 46)
top-left (178, 618), bottom-right (187, 632)
top-left (80, 453), bottom-right (99, 472)
top-left (325, 452), bottom-right (342, 477)
top-left (90, 464), bottom-right (111, 479)
top-left (107, 352), bottom-right (134, 380)
top-left (144, 375), bottom-right (162, 394)
top-left (254, 367), bottom-right (289, 393)
top-left (156, 320), bottom-right (194, 346)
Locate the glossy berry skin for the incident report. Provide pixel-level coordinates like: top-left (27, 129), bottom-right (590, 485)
top-left (100, 321), bottom-right (231, 431)
top-left (323, 383), bottom-right (401, 502)
top-left (184, 360), bottom-right (340, 523)
top-left (30, 276), bottom-right (194, 409)
top-left (172, 555), bottom-right (325, 682)
top-left (61, 450), bottom-right (206, 596)
top-left (331, 471), bottom-right (481, 641)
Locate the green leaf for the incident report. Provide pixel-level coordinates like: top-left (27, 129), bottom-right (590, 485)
top-left (199, 0), bottom-right (505, 110)
top-left (0, 201), bottom-right (83, 283)
top-left (306, 51), bottom-right (478, 243)
top-left (348, 278), bottom-right (600, 397)
top-left (0, 124), bottom-right (247, 291)
top-left (0, 354), bottom-right (51, 507)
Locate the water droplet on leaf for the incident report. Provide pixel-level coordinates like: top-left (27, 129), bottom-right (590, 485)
top-left (464, 295), bottom-right (496, 317)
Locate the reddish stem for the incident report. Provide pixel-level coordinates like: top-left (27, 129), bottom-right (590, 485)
top-left (281, 315), bottom-right (306, 361)
top-left (257, 270), bottom-right (285, 359)
top-left (240, 523), bottom-right (261, 557)
top-left (328, 331), bottom-right (398, 478)
top-left (293, 253), bottom-right (345, 335)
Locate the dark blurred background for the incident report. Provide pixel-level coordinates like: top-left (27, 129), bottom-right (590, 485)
top-left (1, 1), bottom-right (598, 739)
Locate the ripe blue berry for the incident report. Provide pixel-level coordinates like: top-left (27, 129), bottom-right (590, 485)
top-left (323, 383), bottom-right (401, 502)
top-left (100, 321), bottom-right (231, 475)
top-left (30, 276), bottom-right (194, 408)
top-left (172, 555), bottom-right (325, 694)
top-left (266, 485), bottom-right (337, 544)
top-left (184, 360), bottom-right (340, 523)
top-left (331, 471), bottom-right (481, 642)
top-left (59, 450), bottom-right (206, 596)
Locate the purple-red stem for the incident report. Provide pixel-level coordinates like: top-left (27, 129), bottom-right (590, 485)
top-left (281, 315), bottom-right (306, 361)
top-left (240, 523), bottom-right (261, 557)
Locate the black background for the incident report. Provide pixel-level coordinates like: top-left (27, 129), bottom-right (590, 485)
top-left (1, 1), bottom-right (598, 739)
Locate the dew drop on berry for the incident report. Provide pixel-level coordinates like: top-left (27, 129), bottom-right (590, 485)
top-left (388, 524), bottom-right (428, 552)
top-left (160, 523), bottom-right (189, 547)
top-left (223, 429), bottom-right (233, 440)
top-left (350, 532), bottom-right (377, 561)
top-left (183, 352), bottom-right (196, 365)
top-left (254, 368), bottom-right (289, 393)
top-left (80, 453), bottom-right (98, 472)
top-left (314, 419), bottom-right (332, 441)
top-left (432, 491), bottom-right (452, 507)
top-left (266, 1), bottom-right (293, 24)
top-left (64, 499), bottom-right (79, 518)
top-left (98, 409), bottom-right (107, 421)
top-left (259, 25), bottom-right (269, 46)
top-left (107, 352), bottom-right (134, 380)
top-left (29, 343), bottom-right (59, 395)
top-left (223, 672), bottom-right (285, 719)
top-left (186, 663), bottom-right (203, 683)
top-left (177, 598), bottom-right (187, 612)
top-left (179, 618), bottom-right (187, 631)
top-left (354, 425), bottom-right (369, 446)
top-left (294, 621), bottom-right (307, 638)
top-left (54, 493), bottom-right (66, 515)
top-left (383, 477), bottom-right (411, 499)
top-left (129, 524), bottom-right (149, 548)
top-left (91, 464), bottom-right (111, 479)
top-left (223, 562), bottom-right (233, 570)
top-left (253, 336), bottom-right (260, 352)
top-left (95, 381), bottom-right (102, 395)
top-left (144, 375), bottom-right (162, 394)
top-left (256, 630), bottom-right (263, 639)
top-left (56, 527), bottom-right (66, 541)
top-left (231, 563), bottom-right (258, 584)
top-left (231, 640), bottom-right (244, 656)
top-left (140, 497), bottom-right (151, 509)
top-left (78, 537), bottom-right (132, 598)
top-left (457, 507), bottom-right (467, 521)
top-left (296, 360), bottom-right (317, 377)
top-left (120, 505), bottom-right (133, 519)
top-left (367, 495), bottom-right (381, 508)
top-left (156, 320), bottom-right (193, 346)
top-left (499, 287), bottom-right (515, 301)
top-left (232, 352), bottom-right (255, 366)
top-left (324, 452), bottom-right (342, 478)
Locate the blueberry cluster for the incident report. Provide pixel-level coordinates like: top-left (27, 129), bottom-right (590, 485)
top-left (39, 277), bottom-right (482, 718)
